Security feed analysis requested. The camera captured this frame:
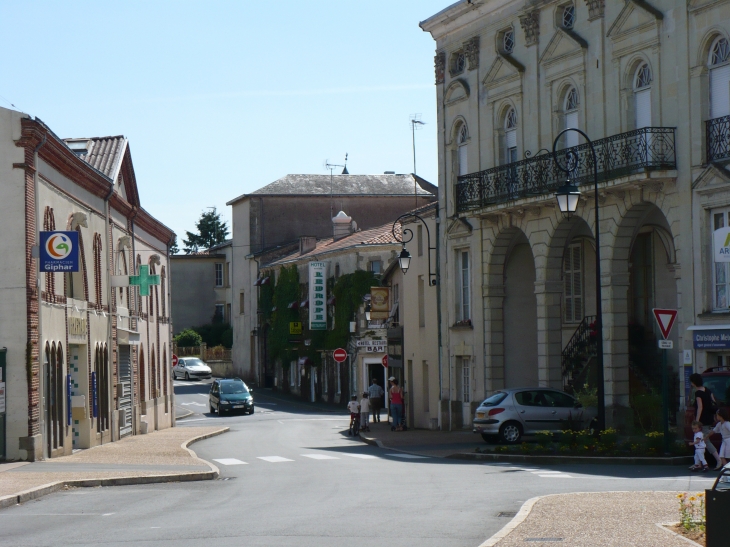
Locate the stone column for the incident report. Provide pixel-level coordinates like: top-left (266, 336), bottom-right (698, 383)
top-left (534, 280), bottom-right (564, 389)
top-left (482, 284), bottom-right (505, 392)
top-left (601, 271), bottom-right (632, 427)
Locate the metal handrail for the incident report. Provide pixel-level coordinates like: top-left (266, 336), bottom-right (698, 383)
top-left (561, 315), bottom-right (597, 388)
top-left (707, 115), bottom-right (730, 163)
top-left (455, 127), bottom-right (676, 213)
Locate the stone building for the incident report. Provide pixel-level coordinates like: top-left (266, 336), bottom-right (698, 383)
top-left (0, 107), bottom-right (174, 461)
top-left (421, 0), bottom-right (730, 430)
top-left (226, 173), bottom-right (436, 386)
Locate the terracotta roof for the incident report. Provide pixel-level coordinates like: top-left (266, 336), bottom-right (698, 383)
top-left (227, 173), bottom-right (436, 205)
top-left (265, 221), bottom-right (402, 267)
top-left (64, 136), bottom-right (127, 179)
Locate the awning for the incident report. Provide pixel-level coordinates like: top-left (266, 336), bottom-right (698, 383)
top-left (117, 327), bottom-right (140, 345)
top-left (388, 302), bottom-right (399, 319)
top-left (254, 276), bottom-right (270, 286)
top-left (687, 325), bottom-right (730, 330)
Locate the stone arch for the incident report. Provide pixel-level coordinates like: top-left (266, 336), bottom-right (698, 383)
top-left (444, 78), bottom-right (470, 106)
top-left (697, 27), bottom-right (730, 68)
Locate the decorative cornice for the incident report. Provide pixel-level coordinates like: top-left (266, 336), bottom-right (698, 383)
top-left (583, 0), bottom-right (605, 21)
top-left (435, 52), bottom-right (446, 84)
top-left (464, 36), bottom-right (480, 71)
top-left (519, 11), bottom-right (540, 47)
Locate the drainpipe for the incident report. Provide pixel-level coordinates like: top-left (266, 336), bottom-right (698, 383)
top-left (129, 207), bottom-right (139, 434)
top-left (166, 235), bottom-right (174, 424)
top-left (33, 133), bottom-right (47, 459)
top-left (435, 200), bottom-right (444, 431)
top-left (102, 179), bottom-right (114, 445)
top-left (252, 255), bottom-right (261, 387)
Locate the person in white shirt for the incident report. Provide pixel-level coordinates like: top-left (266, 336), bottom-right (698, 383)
top-left (689, 420), bottom-right (709, 472)
top-left (360, 393), bottom-right (371, 432)
top-left (347, 396), bottom-right (360, 436)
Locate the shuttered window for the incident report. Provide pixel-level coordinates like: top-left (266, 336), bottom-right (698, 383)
top-left (635, 90), bottom-right (651, 128)
top-left (711, 64), bottom-right (730, 119)
top-left (564, 88), bottom-right (579, 148)
top-left (713, 208), bottom-right (730, 310)
top-left (563, 242), bottom-right (583, 323)
top-left (458, 125), bottom-right (468, 176)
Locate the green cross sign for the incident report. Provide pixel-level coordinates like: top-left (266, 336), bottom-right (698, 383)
top-left (129, 265), bottom-right (160, 297)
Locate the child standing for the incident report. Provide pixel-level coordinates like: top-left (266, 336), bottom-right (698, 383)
top-left (689, 420), bottom-right (709, 472)
top-left (360, 393), bottom-right (370, 432)
top-left (347, 395), bottom-right (360, 436)
top-left (712, 408), bottom-right (730, 468)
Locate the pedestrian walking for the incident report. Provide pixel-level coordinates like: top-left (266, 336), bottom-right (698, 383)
top-left (689, 420), bottom-right (709, 472)
top-left (712, 408), bottom-right (730, 468)
top-left (389, 377), bottom-right (404, 432)
top-left (360, 392), bottom-right (371, 432)
top-left (368, 379), bottom-right (384, 423)
top-left (347, 395), bottom-right (360, 436)
top-left (690, 373), bottom-right (722, 469)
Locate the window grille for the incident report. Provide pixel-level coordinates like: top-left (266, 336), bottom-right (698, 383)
top-left (634, 64), bottom-right (652, 89)
top-left (712, 38), bottom-right (730, 66)
top-left (562, 5), bottom-right (575, 29)
top-left (503, 30), bottom-right (515, 53)
top-left (565, 87), bottom-right (579, 111)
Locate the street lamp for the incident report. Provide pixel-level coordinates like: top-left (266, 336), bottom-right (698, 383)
top-left (391, 212), bottom-right (437, 286)
top-left (552, 128), bottom-right (605, 434)
top-left (365, 302), bottom-right (372, 321)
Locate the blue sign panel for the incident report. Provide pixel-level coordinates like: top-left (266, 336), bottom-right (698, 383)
top-left (692, 329), bottom-right (730, 350)
top-left (39, 231), bottom-right (79, 272)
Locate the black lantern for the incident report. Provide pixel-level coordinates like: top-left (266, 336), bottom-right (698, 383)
top-left (365, 302), bottom-right (372, 321)
top-left (398, 247), bottom-right (412, 274)
top-left (555, 182), bottom-right (581, 216)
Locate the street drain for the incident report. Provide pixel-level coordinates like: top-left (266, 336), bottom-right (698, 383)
top-left (524, 539), bottom-right (563, 542)
top-left (497, 511), bottom-right (517, 518)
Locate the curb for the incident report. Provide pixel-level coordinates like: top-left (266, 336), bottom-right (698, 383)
top-left (447, 451), bottom-right (693, 466)
top-left (655, 522), bottom-right (704, 546)
top-left (175, 407), bottom-right (195, 420)
top-left (0, 427), bottom-right (228, 511)
top-left (477, 496), bottom-right (541, 547)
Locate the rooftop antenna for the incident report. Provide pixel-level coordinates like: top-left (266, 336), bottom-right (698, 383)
top-left (410, 115), bottom-right (426, 208)
top-left (324, 153), bottom-right (347, 236)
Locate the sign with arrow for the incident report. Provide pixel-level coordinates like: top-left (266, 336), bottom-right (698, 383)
top-left (652, 308), bottom-right (678, 340)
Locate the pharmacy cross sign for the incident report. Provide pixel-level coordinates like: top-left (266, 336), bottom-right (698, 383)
top-left (129, 265), bottom-right (160, 297)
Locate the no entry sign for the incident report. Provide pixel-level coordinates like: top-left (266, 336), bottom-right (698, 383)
top-left (172, 354), bottom-right (178, 367)
top-left (333, 348), bottom-right (347, 363)
top-left (382, 355), bottom-right (388, 368)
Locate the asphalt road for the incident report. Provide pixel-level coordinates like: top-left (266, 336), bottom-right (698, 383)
top-left (0, 379), bottom-right (717, 547)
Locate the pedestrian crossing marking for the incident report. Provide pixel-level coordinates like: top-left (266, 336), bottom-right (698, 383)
top-left (537, 474), bottom-right (573, 478)
top-left (337, 453), bottom-right (377, 459)
top-left (301, 454), bottom-right (339, 460)
top-left (213, 458), bottom-right (247, 466)
top-left (257, 456), bottom-right (294, 463)
top-left (385, 453), bottom-right (429, 459)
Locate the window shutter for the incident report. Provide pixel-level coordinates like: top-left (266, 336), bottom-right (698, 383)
top-left (634, 89), bottom-right (651, 129)
top-left (572, 245), bottom-right (583, 322)
top-left (564, 251), bottom-right (573, 322)
top-left (458, 145), bottom-right (468, 176)
top-left (563, 243), bottom-right (583, 323)
top-left (506, 129), bottom-right (517, 149)
top-left (565, 112), bottom-right (579, 147)
top-left (711, 64), bottom-right (730, 119)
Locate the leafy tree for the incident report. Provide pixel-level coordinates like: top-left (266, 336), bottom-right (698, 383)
top-left (174, 328), bottom-right (203, 347)
top-left (183, 208), bottom-right (229, 254)
top-left (169, 235), bottom-right (180, 255)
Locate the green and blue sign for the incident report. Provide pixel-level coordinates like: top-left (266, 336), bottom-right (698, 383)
top-left (40, 231), bottom-right (79, 272)
top-left (692, 329), bottom-right (730, 350)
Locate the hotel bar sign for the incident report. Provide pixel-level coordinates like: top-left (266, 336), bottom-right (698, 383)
top-left (309, 262), bottom-right (327, 331)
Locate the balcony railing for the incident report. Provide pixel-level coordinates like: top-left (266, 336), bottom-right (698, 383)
top-left (707, 115), bottom-right (730, 163)
top-left (455, 127), bottom-right (676, 213)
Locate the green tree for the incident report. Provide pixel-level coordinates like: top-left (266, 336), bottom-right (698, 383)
top-left (183, 208), bottom-right (229, 254)
top-left (174, 329), bottom-right (203, 347)
top-left (169, 235), bottom-right (180, 255)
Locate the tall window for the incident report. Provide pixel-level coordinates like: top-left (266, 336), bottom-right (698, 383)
top-left (456, 251), bottom-right (470, 321)
top-left (710, 37), bottom-right (730, 119)
top-left (505, 108), bottom-right (518, 164)
top-left (418, 276), bottom-right (426, 328)
top-left (215, 263), bottom-right (223, 287)
top-left (392, 283), bottom-right (400, 325)
top-left (459, 358), bottom-right (471, 403)
top-left (368, 260), bottom-right (382, 274)
top-left (563, 242), bottom-right (584, 323)
top-left (422, 361), bottom-right (430, 412)
top-left (713, 208), bottom-right (730, 310)
top-left (214, 303), bottom-right (225, 322)
top-left (564, 87), bottom-right (580, 148)
top-left (93, 234), bottom-right (102, 307)
top-left (634, 63), bottom-right (652, 129)
top-left (239, 291), bottom-right (245, 314)
top-left (458, 124), bottom-right (468, 176)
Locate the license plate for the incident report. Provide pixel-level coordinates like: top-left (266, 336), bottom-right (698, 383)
top-left (234, 405), bottom-right (244, 409)
top-left (476, 412), bottom-right (485, 419)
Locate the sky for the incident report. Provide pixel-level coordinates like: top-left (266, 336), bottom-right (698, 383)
top-left (0, 1), bottom-right (450, 245)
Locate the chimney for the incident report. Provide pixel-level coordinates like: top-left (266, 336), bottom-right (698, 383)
top-left (299, 236), bottom-right (317, 255)
top-left (332, 211), bottom-right (353, 242)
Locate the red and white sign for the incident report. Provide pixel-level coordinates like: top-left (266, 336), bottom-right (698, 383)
top-left (333, 348), bottom-right (347, 363)
top-left (652, 308), bottom-right (678, 340)
top-left (382, 355), bottom-right (388, 368)
top-left (172, 354), bottom-right (178, 367)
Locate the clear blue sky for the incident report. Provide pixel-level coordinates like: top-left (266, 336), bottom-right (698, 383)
top-left (0, 1), bottom-right (448, 244)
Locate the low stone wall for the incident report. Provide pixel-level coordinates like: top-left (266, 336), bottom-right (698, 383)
top-left (208, 360), bottom-right (236, 378)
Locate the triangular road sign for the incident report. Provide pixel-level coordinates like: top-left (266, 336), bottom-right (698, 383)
top-left (652, 308), bottom-right (678, 340)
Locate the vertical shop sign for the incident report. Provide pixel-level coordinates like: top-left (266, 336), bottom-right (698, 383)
top-left (309, 262), bottom-right (327, 330)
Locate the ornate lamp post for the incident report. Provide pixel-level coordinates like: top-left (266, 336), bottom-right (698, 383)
top-left (552, 128), bottom-right (605, 433)
top-left (392, 212), bottom-right (437, 285)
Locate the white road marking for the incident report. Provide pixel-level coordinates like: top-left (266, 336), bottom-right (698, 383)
top-left (301, 454), bottom-right (339, 460)
top-left (338, 453), bottom-right (377, 459)
top-left (531, 471), bottom-right (562, 474)
top-left (537, 474), bottom-right (574, 478)
top-left (256, 402), bottom-right (277, 405)
top-left (213, 458), bottom-right (248, 466)
top-left (258, 456), bottom-right (294, 463)
top-left (180, 402), bottom-right (206, 407)
top-left (385, 453), bottom-right (429, 459)
top-left (103, 513), bottom-right (115, 516)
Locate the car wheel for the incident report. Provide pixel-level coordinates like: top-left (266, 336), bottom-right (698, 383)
top-left (185, 372), bottom-right (190, 381)
top-left (499, 421), bottom-right (522, 444)
top-left (481, 433), bottom-right (498, 444)
top-left (217, 404), bottom-right (224, 416)
top-left (249, 407), bottom-right (255, 415)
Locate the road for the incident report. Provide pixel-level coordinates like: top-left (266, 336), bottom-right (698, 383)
top-left (0, 379), bottom-right (715, 547)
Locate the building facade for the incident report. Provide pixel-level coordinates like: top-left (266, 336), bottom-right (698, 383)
top-left (421, 0), bottom-right (730, 429)
top-left (0, 107), bottom-right (174, 461)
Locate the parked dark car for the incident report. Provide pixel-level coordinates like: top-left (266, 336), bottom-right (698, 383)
top-left (209, 378), bottom-right (254, 416)
top-left (684, 367), bottom-right (730, 449)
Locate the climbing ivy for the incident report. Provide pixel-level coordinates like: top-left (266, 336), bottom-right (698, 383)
top-left (268, 265), bottom-right (300, 365)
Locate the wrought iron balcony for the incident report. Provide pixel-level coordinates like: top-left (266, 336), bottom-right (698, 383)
top-left (707, 115), bottom-right (730, 163)
top-left (455, 127), bottom-right (676, 213)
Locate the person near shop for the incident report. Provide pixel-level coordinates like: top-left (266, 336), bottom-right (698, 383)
top-left (389, 377), bottom-right (404, 432)
top-left (368, 379), bottom-right (384, 423)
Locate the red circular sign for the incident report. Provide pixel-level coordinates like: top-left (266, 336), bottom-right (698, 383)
top-left (172, 354), bottom-right (178, 367)
top-left (382, 354), bottom-right (388, 368)
top-left (333, 348), bottom-right (347, 363)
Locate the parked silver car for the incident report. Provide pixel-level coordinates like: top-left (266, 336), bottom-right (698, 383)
top-left (473, 388), bottom-right (584, 444)
top-left (172, 357), bottom-right (212, 381)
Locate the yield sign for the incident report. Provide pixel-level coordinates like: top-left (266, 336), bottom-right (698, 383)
top-left (652, 308), bottom-right (678, 340)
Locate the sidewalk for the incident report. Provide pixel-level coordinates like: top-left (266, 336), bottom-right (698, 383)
top-left (0, 426), bottom-right (227, 509)
top-left (480, 491), bottom-right (695, 547)
top-left (359, 420), bottom-right (482, 457)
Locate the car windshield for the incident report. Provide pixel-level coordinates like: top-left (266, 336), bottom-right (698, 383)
top-left (704, 376), bottom-right (730, 404)
top-left (480, 391), bottom-right (507, 407)
top-left (221, 382), bottom-right (248, 395)
top-left (185, 358), bottom-right (205, 367)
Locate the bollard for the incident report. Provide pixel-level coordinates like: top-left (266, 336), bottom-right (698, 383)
top-left (706, 468), bottom-right (730, 547)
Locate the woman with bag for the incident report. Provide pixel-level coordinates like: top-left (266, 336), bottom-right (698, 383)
top-left (389, 377), bottom-right (404, 432)
top-left (690, 373), bottom-right (722, 469)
